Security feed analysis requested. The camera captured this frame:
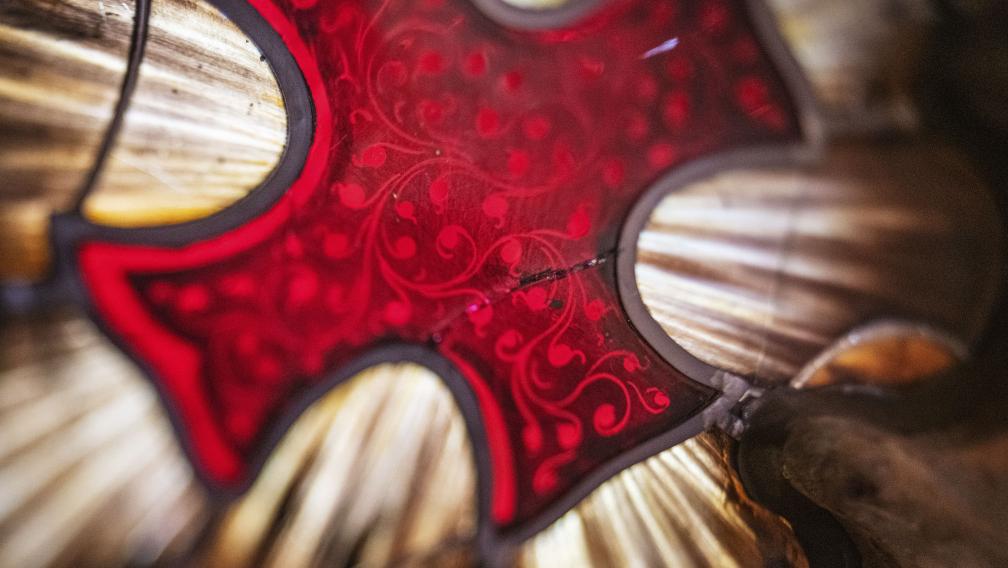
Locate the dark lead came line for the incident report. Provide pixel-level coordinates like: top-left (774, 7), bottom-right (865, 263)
top-left (69, 0), bottom-right (153, 214)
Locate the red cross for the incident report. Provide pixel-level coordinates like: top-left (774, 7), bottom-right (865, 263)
top-left (63, 0), bottom-right (806, 552)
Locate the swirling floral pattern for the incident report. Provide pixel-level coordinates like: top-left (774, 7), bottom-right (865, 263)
top-left (74, 0), bottom-right (800, 530)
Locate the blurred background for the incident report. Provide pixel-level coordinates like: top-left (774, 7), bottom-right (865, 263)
top-left (1, 0), bottom-right (1006, 566)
